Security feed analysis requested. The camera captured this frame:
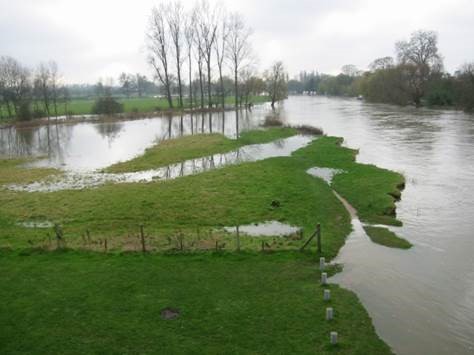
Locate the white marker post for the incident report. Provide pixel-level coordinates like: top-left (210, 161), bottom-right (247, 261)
top-left (326, 307), bottom-right (334, 321)
top-left (320, 257), bottom-right (325, 270)
top-left (330, 331), bottom-right (338, 345)
top-left (321, 272), bottom-right (328, 285)
top-left (324, 289), bottom-right (331, 301)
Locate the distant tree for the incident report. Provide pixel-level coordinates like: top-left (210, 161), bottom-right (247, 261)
top-left (0, 56), bottom-right (32, 120)
top-left (369, 57), bottom-right (395, 71)
top-left (265, 61), bottom-right (288, 109)
top-left (455, 62), bottom-right (474, 111)
top-left (341, 64), bottom-right (360, 77)
top-left (396, 30), bottom-right (443, 106)
top-left (147, 4), bottom-right (174, 108)
top-left (118, 72), bottom-right (134, 98)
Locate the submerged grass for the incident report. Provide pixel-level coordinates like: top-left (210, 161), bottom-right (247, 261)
top-left (363, 226), bottom-right (412, 249)
top-left (0, 158), bottom-right (58, 185)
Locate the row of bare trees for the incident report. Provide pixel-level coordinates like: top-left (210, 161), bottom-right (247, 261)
top-left (146, 0), bottom-right (254, 111)
top-left (0, 56), bottom-right (70, 121)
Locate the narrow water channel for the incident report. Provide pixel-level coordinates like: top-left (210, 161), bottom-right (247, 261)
top-left (1, 96), bottom-right (474, 354)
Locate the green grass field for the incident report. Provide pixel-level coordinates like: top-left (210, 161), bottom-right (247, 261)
top-left (0, 127), bottom-right (403, 353)
top-left (0, 96), bottom-right (271, 119)
top-left (0, 251), bottom-right (392, 354)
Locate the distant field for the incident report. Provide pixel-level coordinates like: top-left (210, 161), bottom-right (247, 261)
top-left (0, 96), bottom-right (271, 119)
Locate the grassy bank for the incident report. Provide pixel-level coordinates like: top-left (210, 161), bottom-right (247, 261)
top-left (363, 226), bottom-right (412, 249)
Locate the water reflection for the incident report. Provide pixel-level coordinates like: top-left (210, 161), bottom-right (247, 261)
top-left (0, 105), bottom-right (272, 171)
top-left (9, 135), bottom-right (312, 192)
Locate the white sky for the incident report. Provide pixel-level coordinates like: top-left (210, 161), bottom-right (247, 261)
top-left (1, 0), bottom-right (473, 83)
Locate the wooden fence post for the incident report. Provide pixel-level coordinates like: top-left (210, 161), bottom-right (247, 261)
top-left (316, 223), bottom-right (322, 254)
top-left (140, 224), bottom-right (146, 253)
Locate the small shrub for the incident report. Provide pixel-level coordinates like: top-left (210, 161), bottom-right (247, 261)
top-left (92, 96), bottom-right (124, 115)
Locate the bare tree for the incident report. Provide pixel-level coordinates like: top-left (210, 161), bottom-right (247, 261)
top-left (396, 30), bottom-right (443, 106)
top-left (341, 64), bottom-right (361, 77)
top-left (369, 56), bottom-right (395, 71)
top-left (195, 0), bottom-right (218, 108)
top-left (193, 12), bottom-right (206, 109)
top-left (48, 61), bottom-right (60, 118)
top-left (265, 61), bottom-right (288, 109)
top-left (226, 13), bottom-right (252, 135)
top-left (167, 1), bottom-right (185, 108)
top-left (147, 5), bottom-right (174, 108)
top-left (184, 10), bottom-right (195, 109)
top-left (0, 56), bottom-right (32, 120)
top-left (214, 10), bottom-right (229, 109)
top-left (119, 72), bottom-right (133, 98)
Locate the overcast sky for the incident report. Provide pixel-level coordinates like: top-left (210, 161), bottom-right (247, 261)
top-left (1, 0), bottom-right (473, 84)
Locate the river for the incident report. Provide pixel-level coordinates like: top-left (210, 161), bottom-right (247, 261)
top-left (1, 96), bottom-right (473, 354)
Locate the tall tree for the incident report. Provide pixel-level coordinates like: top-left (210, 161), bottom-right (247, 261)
top-left (265, 61), bottom-right (288, 109)
top-left (396, 30), bottom-right (443, 106)
top-left (214, 9), bottom-right (229, 109)
top-left (147, 5), bottom-right (174, 108)
top-left (167, 1), bottom-right (185, 108)
top-left (184, 11), bottom-right (195, 109)
top-left (195, 0), bottom-right (218, 108)
top-left (226, 13), bottom-right (251, 107)
top-left (226, 13), bottom-right (252, 135)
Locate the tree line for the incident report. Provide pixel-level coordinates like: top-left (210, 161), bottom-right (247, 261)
top-left (289, 30), bottom-right (474, 112)
top-left (145, 0), bottom-right (287, 111)
top-left (0, 57), bottom-right (72, 121)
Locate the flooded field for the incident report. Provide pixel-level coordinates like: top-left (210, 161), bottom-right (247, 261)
top-left (2, 96), bottom-right (474, 354)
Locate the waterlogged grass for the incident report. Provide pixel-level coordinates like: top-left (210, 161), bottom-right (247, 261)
top-left (0, 159), bottom-right (58, 185)
top-left (0, 251), bottom-right (391, 354)
top-left (105, 127), bottom-right (297, 173)
top-left (363, 226), bottom-right (412, 249)
top-left (0, 134), bottom-right (403, 258)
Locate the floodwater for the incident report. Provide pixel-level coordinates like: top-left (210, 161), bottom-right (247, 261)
top-left (1, 96), bottom-right (474, 354)
top-left (8, 135), bottom-right (312, 192)
top-left (0, 108), bottom-right (268, 171)
top-left (280, 96), bottom-right (474, 355)
top-left (223, 221), bottom-right (301, 237)
top-left (306, 167), bottom-right (345, 184)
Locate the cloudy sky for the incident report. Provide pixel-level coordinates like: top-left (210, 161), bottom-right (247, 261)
top-left (1, 0), bottom-right (473, 83)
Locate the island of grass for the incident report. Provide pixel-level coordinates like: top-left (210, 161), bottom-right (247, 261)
top-left (105, 127), bottom-right (297, 173)
top-left (0, 126), bottom-right (403, 354)
top-left (363, 226), bottom-right (412, 249)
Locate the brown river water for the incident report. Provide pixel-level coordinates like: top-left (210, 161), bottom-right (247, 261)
top-left (1, 96), bottom-right (474, 354)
